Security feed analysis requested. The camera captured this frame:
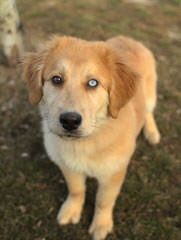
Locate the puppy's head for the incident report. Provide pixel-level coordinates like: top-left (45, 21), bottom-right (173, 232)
top-left (23, 36), bottom-right (139, 139)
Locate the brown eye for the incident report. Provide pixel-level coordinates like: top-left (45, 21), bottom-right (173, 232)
top-left (51, 76), bottom-right (63, 85)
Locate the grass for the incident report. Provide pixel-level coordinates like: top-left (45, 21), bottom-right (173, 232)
top-left (0, 0), bottom-right (181, 239)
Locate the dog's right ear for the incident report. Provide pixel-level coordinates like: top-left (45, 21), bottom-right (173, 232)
top-left (23, 36), bottom-right (77, 104)
top-left (23, 52), bottom-right (44, 104)
top-left (23, 36), bottom-right (67, 104)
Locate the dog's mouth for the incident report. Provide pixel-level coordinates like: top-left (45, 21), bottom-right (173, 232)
top-left (60, 133), bottom-right (82, 139)
top-left (50, 129), bottom-right (84, 140)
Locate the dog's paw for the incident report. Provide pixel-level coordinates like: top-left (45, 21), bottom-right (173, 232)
top-left (89, 214), bottom-right (113, 240)
top-left (57, 197), bottom-right (82, 225)
top-left (144, 128), bottom-right (160, 145)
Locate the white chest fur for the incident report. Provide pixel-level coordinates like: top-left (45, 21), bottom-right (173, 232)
top-left (42, 122), bottom-right (130, 180)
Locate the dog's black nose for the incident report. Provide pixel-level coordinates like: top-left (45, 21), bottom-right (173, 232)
top-left (59, 112), bottom-right (82, 131)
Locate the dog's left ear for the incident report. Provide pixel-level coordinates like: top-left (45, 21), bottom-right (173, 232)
top-left (108, 55), bottom-right (140, 118)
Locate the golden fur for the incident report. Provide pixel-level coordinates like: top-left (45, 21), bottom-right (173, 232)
top-left (23, 35), bottom-right (160, 240)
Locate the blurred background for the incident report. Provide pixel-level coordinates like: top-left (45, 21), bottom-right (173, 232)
top-left (0, 0), bottom-right (181, 239)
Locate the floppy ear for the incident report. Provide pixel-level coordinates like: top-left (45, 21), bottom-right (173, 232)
top-left (23, 52), bottom-right (44, 104)
top-left (23, 36), bottom-right (64, 104)
top-left (108, 58), bottom-right (140, 118)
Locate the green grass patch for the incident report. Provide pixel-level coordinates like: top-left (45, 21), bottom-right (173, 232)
top-left (1, 0), bottom-right (181, 239)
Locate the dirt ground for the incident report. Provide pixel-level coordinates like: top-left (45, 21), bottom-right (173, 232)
top-left (0, 0), bottom-right (181, 239)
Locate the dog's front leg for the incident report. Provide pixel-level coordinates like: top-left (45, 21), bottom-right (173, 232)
top-left (89, 169), bottom-right (127, 240)
top-left (57, 167), bottom-right (86, 225)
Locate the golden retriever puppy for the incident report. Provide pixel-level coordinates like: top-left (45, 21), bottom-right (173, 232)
top-left (23, 35), bottom-right (160, 240)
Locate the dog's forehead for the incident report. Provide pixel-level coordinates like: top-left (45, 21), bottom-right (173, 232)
top-left (44, 43), bottom-right (109, 78)
top-left (54, 57), bottom-right (101, 76)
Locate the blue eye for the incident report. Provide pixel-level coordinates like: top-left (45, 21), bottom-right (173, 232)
top-left (87, 79), bottom-right (98, 88)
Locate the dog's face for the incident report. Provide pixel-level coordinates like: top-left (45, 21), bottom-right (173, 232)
top-left (23, 37), bottom-right (139, 139)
